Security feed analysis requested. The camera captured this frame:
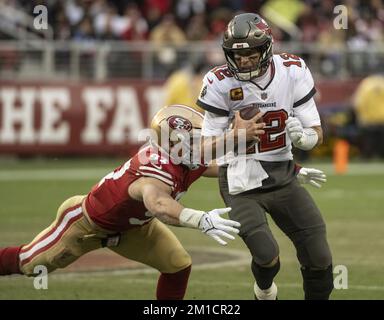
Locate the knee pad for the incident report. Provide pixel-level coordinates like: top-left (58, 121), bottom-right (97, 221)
top-left (296, 228), bottom-right (332, 269)
top-left (301, 265), bottom-right (334, 300)
top-left (244, 229), bottom-right (279, 266)
top-left (167, 248), bottom-right (191, 273)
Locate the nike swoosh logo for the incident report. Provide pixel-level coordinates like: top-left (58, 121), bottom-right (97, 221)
top-left (207, 78), bottom-right (213, 84)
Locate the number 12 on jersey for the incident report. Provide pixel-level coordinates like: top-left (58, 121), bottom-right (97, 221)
top-left (247, 109), bottom-right (289, 154)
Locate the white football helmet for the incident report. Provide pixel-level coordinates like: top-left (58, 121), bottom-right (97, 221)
top-left (150, 104), bottom-right (204, 168)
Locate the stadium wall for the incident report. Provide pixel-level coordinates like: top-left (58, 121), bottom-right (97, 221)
top-left (0, 79), bottom-right (360, 156)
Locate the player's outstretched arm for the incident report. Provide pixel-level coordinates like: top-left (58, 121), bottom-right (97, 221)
top-left (201, 112), bottom-right (265, 160)
top-left (129, 177), bottom-right (240, 245)
top-left (202, 162), bottom-right (219, 177)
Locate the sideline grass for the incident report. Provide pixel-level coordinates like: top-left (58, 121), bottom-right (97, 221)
top-left (0, 159), bottom-right (383, 299)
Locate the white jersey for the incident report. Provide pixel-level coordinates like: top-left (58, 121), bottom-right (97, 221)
top-left (197, 53), bottom-right (321, 162)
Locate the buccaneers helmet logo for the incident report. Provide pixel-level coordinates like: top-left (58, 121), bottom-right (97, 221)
top-left (167, 116), bottom-right (193, 131)
top-left (255, 18), bottom-right (272, 36)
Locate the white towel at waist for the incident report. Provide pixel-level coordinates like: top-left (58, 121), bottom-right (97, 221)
top-left (227, 156), bottom-right (269, 195)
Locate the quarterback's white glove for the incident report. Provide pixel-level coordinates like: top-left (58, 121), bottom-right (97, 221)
top-left (285, 117), bottom-right (318, 150)
top-left (297, 167), bottom-right (327, 188)
top-left (199, 208), bottom-right (241, 246)
top-left (285, 117), bottom-right (304, 144)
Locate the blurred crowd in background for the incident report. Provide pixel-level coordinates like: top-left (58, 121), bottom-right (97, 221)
top-left (1, 0), bottom-right (383, 44)
top-left (1, 0), bottom-right (383, 79)
top-left (0, 0), bottom-right (382, 79)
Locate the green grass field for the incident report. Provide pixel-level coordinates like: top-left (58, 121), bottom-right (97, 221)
top-left (0, 158), bottom-right (383, 300)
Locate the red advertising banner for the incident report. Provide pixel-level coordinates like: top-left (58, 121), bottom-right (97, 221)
top-left (0, 79), bottom-right (361, 156)
top-left (0, 80), bottom-right (164, 156)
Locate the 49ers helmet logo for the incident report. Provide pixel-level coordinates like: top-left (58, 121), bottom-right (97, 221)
top-left (167, 116), bottom-right (193, 131)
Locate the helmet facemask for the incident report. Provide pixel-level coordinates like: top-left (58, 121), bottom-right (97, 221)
top-left (169, 128), bottom-right (202, 169)
top-left (224, 41), bottom-right (273, 81)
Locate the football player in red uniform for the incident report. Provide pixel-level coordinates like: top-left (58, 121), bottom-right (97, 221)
top-left (0, 104), bottom-right (241, 300)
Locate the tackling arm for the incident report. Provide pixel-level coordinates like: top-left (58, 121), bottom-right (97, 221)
top-left (201, 130), bottom-right (238, 161)
top-left (129, 177), bottom-right (183, 225)
top-left (201, 111), bottom-right (265, 160)
top-left (202, 161), bottom-right (219, 177)
top-left (128, 177), bottom-right (241, 245)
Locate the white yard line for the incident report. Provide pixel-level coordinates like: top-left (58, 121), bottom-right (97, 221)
top-left (0, 163), bottom-right (384, 181)
top-left (1, 246), bottom-right (382, 293)
top-left (46, 247), bottom-right (384, 293)
top-left (54, 269), bottom-right (384, 293)
top-left (116, 279), bottom-right (384, 292)
top-left (52, 247), bottom-right (250, 279)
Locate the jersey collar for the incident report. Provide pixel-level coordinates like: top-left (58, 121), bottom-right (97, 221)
top-left (250, 58), bottom-right (275, 91)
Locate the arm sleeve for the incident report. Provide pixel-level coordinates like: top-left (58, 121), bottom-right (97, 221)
top-left (293, 98), bottom-right (321, 128)
top-left (196, 71), bottom-right (230, 116)
top-left (293, 58), bottom-right (317, 108)
top-left (293, 59), bottom-right (321, 128)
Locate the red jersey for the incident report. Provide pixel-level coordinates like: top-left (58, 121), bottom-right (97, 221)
top-left (84, 146), bottom-right (207, 232)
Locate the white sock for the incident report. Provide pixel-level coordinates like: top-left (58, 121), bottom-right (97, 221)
top-left (254, 281), bottom-right (278, 300)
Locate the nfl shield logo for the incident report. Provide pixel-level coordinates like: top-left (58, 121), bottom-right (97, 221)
top-left (261, 92), bottom-right (267, 100)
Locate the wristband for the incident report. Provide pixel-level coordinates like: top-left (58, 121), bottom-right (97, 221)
top-left (296, 128), bottom-right (318, 150)
top-left (179, 208), bottom-right (205, 228)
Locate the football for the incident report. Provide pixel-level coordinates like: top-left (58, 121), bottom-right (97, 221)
top-left (231, 104), bottom-right (263, 152)
top-left (239, 104), bottom-right (262, 121)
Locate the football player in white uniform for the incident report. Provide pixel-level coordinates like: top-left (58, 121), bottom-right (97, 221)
top-left (197, 13), bottom-right (333, 300)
